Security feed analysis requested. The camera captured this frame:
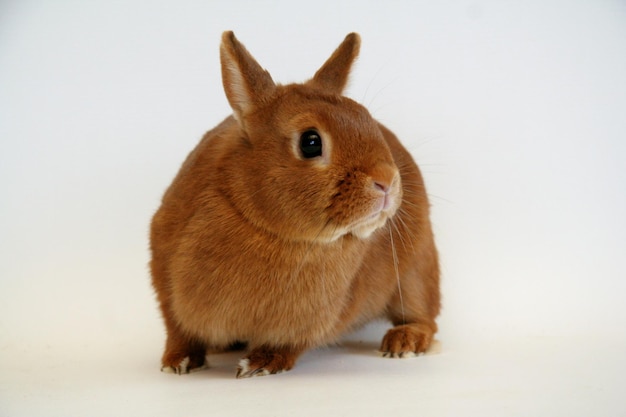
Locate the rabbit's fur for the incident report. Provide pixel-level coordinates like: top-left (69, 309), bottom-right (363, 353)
top-left (150, 32), bottom-right (440, 378)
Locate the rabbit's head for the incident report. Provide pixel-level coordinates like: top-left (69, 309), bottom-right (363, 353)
top-left (218, 32), bottom-right (401, 242)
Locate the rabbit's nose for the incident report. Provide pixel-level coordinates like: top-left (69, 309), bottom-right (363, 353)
top-left (374, 181), bottom-right (389, 193)
top-left (370, 163), bottom-right (398, 193)
top-left (375, 184), bottom-right (395, 212)
top-left (372, 173), bottom-right (400, 212)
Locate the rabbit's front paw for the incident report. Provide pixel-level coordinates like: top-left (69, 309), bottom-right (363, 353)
top-left (236, 346), bottom-right (301, 378)
top-left (379, 323), bottom-right (434, 358)
top-left (161, 347), bottom-right (208, 375)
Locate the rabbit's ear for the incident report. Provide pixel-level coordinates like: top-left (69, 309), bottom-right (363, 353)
top-left (220, 31), bottom-right (276, 121)
top-left (309, 33), bottom-right (361, 95)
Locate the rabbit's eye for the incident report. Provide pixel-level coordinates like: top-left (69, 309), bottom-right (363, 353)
top-left (300, 130), bottom-right (322, 159)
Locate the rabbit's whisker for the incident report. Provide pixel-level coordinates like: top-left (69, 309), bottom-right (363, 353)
top-left (388, 224), bottom-right (405, 326)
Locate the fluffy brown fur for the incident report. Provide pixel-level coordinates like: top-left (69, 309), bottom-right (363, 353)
top-left (150, 31), bottom-right (440, 378)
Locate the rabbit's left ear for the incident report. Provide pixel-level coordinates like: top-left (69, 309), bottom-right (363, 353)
top-left (308, 33), bottom-right (361, 95)
top-left (220, 31), bottom-right (276, 121)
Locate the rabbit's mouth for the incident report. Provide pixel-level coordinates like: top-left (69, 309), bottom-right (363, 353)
top-left (343, 192), bottom-right (399, 239)
top-left (326, 177), bottom-right (401, 240)
top-left (318, 205), bottom-right (393, 242)
top-left (349, 215), bottom-right (389, 239)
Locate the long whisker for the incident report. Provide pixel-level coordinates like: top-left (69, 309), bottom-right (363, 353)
top-left (389, 217), bottom-right (408, 252)
top-left (388, 224), bottom-right (405, 325)
top-left (395, 198), bottom-right (420, 209)
top-left (392, 209), bottom-right (415, 252)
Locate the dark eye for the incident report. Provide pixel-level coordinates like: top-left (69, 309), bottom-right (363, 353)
top-left (299, 130), bottom-right (322, 159)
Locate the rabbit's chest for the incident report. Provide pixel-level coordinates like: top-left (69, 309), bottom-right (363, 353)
top-left (172, 233), bottom-right (367, 346)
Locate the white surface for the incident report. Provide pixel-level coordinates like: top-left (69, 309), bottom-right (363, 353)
top-left (1, 1), bottom-right (625, 416)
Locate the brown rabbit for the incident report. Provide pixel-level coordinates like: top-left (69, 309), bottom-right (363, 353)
top-left (150, 31), bottom-right (440, 378)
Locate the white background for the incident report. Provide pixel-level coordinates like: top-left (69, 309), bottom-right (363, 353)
top-left (1, 0), bottom-right (625, 416)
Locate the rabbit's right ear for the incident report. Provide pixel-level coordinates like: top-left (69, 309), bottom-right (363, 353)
top-left (220, 31), bottom-right (276, 122)
top-left (308, 33), bottom-right (361, 95)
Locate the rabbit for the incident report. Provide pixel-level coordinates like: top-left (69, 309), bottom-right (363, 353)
top-left (150, 31), bottom-right (440, 378)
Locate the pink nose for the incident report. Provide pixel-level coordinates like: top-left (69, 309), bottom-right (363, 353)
top-left (369, 162), bottom-right (397, 195)
top-left (374, 181), bottom-right (389, 193)
top-left (373, 179), bottom-right (395, 211)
